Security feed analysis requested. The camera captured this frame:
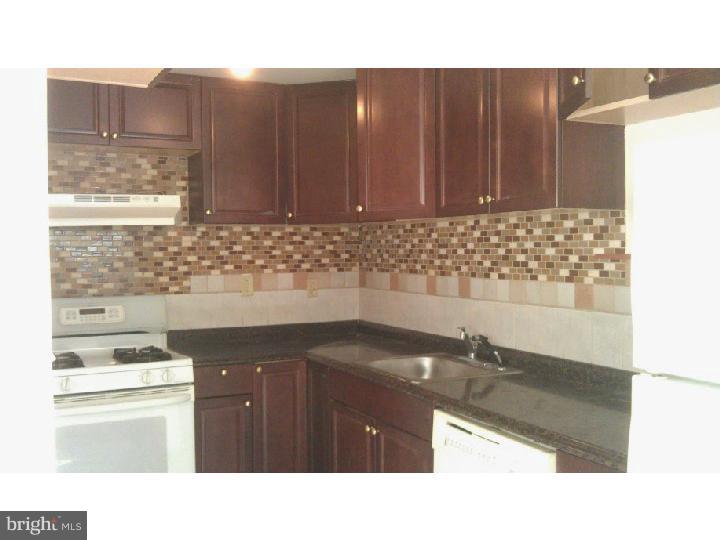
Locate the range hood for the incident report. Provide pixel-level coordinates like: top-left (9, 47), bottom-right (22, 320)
top-left (48, 194), bottom-right (181, 226)
top-left (567, 68), bottom-right (720, 125)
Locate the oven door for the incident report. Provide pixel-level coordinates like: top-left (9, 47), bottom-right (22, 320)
top-left (54, 384), bottom-right (195, 473)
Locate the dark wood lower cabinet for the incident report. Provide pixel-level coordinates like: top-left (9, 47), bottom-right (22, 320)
top-left (375, 420), bottom-right (433, 473)
top-left (253, 360), bottom-right (308, 472)
top-left (195, 394), bottom-right (253, 473)
top-left (330, 400), bottom-right (375, 473)
top-left (308, 362), bottom-right (330, 473)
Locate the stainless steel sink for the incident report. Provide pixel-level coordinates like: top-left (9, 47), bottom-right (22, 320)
top-left (367, 353), bottom-right (521, 383)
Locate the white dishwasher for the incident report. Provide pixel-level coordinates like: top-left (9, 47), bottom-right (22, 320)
top-left (432, 410), bottom-right (556, 472)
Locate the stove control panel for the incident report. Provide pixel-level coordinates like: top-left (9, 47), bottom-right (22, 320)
top-left (60, 305), bottom-right (125, 325)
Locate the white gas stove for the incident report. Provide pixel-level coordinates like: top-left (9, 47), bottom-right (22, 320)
top-left (52, 332), bottom-right (194, 395)
top-left (51, 296), bottom-right (195, 473)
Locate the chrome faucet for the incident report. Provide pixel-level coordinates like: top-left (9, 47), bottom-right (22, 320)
top-left (457, 327), bottom-right (505, 370)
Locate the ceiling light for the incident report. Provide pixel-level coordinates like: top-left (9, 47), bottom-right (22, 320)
top-left (229, 68), bottom-right (254, 78)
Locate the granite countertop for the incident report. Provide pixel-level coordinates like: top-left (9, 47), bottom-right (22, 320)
top-left (168, 321), bottom-right (631, 470)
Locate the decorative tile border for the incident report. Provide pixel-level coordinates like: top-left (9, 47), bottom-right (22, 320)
top-left (361, 271), bottom-right (631, 314)
top-left (360, 209), bottom-right (627, 286)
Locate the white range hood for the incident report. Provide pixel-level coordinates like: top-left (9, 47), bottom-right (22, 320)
top-left (48, 194), bottom-right (181, 226)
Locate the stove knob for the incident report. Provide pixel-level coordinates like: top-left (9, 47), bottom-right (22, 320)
top-left (60, 377), bottom-right (71, 392)
top-left (141, 370), bottom-right (153, 385)
top-left (161, 369), bottom-right (173, 383)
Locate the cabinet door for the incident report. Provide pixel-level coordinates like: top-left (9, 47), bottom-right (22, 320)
top-left (329, 400), bottom-right (375, 473)
top-left (356, 68), bottom-right (436, 221)
top-left (436, 68), bottom-right (490, 217)
top-left (287, 81), bottom-right (357, 224)
top-left (308, 362), bottom-right (330, 473)
top-left (488, 69), bottom-right (557, 213)
top-left (375, 421), bottom-right (433, 473)
top-left (108, 74), bottom-right (200, 149)
top-left (253, 360), bottom-right (307, 472)
top-left (646, 68), bottom-right (720, 99)
top-left (47, 79), bottom-right (109, 145)
top-left (200, 78), bottom-right (287, 224)
top-left (195, 395), bottom-right (253, 473)
top-left (558, 68), bottom-right (590, 119)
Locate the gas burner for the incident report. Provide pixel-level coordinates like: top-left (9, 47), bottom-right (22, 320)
top-left (113, 346), bottom-right (172, 364)
top-left (53, 352), bottom-right (84, 370)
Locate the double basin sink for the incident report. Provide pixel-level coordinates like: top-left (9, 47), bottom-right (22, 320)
top-left (366, 353), bottom-right (521, 384)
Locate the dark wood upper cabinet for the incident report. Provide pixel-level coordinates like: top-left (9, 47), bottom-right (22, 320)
top-left (48, 79), bottom-right (110, 145)
top-left (435, 69), bottom-right (490, 217)
top-left (108, 74), bottom-right (200, 149)
top-left (195, 394), bottom-right (253, 473)
top-left (190, 78), bottom-right (287, 224)
top-left (287, 81), bottom-right (358, 224)
top-left (253, 360), bottom-right (308, 473)
top-left (329, 400), bottom-right (375, 473)
top-left (558, 68), bottom-right (590, 120)
top-left (375, 420), bottom-right (433, 473)
top-left (356, 68), bottom-right (436, 222)
top-left (647, 68), bottom-right (720, 99)
top-left (488, 68), bottom-right (558, 213)
top-left (560, 121), bottom-right (625, 209)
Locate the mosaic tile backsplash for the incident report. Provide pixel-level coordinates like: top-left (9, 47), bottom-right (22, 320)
top-left (360, 210), bottom-right (627, 285)
top-left (49, 145), bottom-right (628, 298)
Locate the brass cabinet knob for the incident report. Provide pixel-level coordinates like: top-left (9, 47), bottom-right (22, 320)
top-left (101, 131), bottom-right (109, 138)
top-left (205, 209), bottom-right (212, 215)
top-left (485, 195), bottom-right (494, 204)
top-left (571, 75), bottom-right (584, 86)
top-left (256, 366), bottom-right (262, 374)
top-left (287, 212), bottom-right (294, 219)
top-left (356, 205), bottom-right (364, 212)
top-left (371, 427), bottom-right (378, 436)
top-left (644, 72), bottom-right (657, 84)
top-left (365, 425), bottom-right (371, 433)
top-left (111, 132), bottom-right (118, 139)
top-left (244, 401), bottom-right (251, 407)
top-left (478, 195), bottom-right (485, 205)
top-left (220, 369), bottom-right (228, 376)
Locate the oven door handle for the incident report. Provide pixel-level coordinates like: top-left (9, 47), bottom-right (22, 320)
top-left (55, 390), bottom-right (192, 417)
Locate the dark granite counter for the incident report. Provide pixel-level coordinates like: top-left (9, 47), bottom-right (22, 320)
top-left (168, 321), bottom-right (631, 470)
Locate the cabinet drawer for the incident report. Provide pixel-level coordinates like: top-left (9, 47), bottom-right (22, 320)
top-left (194, 364), bottom-right (254, 398)
top-left (328, 369), bottom-right (433, 441)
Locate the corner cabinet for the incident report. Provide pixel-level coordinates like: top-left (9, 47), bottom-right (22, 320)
top-left (47, 74), bottom-right (200, 149)
top-left (286, 81), bottom-right (358, 224)
top-left (189, 78), bottom-right (287, 224)
top-left (356, 69), bottom-right (436, 221)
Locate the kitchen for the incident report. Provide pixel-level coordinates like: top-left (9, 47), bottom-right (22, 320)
top-left (1, 10), bottom-right (719, 536)
top-left (44, 65), bottom-right (644, 474)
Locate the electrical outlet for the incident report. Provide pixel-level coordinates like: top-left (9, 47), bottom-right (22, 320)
top-left (239, 273), bottom-right (254, 296)
top-left (307, 279), bottom-right (319, 298)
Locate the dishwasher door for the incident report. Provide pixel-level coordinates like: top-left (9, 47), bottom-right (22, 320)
top-left (432, 410), bottom-right (556, 472)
